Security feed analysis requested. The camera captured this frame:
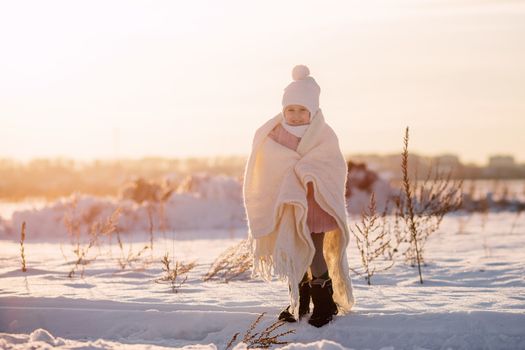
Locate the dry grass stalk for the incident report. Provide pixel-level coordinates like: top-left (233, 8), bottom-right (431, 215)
top-left (123, 178), bottom-right (175, 250)
top-left (115, 229), bottom-right (150, 270)
top-left (397, 127), bottom-right (463, 284)
top-left (203, 239), bottom-right (253, 282)
top-left (225, 312), bottom-right (295, 350)
top-left (370, 195), bottom-right (408, 265)
top-left (145, 195), bottom-right (172, 254)
top-left (68, 207), bottom-right (121, 278)
top-left (59, 243), bottom-right (68, 262)
top-left (63, 196), bottom-right (82, 253)
top-left (350, 192), bottom-right (393, 285)
top-left (159, 189), bottom-right (174, 233)
top-left (400, 127), bottom-right (424, 284)
top-left (20, 221), bottom-right (27, 272)
top-left (156, 252), bottom-right (196, 293)
top-left (386, 195), bottom-right (408, 260)
top-left (147, 204), bottom-right (154, 251)
top-left (225, 333), bottom-right (239, 350)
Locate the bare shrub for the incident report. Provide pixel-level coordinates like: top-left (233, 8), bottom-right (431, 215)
top-left (203, 239), bottom-right (253, 282)
top-left (225, 312), bottom-right (295, 350)
top-left (350, 192), bottom-right (393, 285)
top-left (155, 252), bottom-right (196, 293)
top-left (397, 127), bottom-right (463, 283)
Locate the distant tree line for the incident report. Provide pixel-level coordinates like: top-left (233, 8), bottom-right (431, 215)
top-left (0, 153), bottom-right (523, 201)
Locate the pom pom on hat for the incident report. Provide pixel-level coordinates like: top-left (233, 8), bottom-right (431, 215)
top-left (292, 65), bottom-right (310, 81)
top-left (282, 65), bottom-right (321, 116)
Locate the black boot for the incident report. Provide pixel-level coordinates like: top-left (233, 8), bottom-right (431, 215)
top-left (278, 273), bottom-right (311, 322)
top-left (308, 275), bottom-right (338, 328)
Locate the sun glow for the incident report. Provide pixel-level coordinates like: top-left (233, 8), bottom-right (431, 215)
top-left (1, 0), bottom-right (524, 164)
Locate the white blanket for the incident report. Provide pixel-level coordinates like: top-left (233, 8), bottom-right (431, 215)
top-left (243, 109), bottom-right (355, 319)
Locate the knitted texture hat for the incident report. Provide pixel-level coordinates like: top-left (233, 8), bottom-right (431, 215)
top-left (281, 65), bottom-right (321, 116)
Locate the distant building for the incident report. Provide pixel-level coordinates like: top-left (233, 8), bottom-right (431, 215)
top-left (344, 153), bottom-right (524, 180)
top-left (484, 155), bottom-right (519, 178)
top-left (435, 154), bottom-right (460, 165)
top-left (488, 155), bottom-right (515, 168)
top-left (435, 154), bottom-right (460, 172)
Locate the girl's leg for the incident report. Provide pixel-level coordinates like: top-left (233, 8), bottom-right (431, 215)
top-left (308, 231), bottom-right (337, 327)
top-left (310, 232), bottom-right (328, 279)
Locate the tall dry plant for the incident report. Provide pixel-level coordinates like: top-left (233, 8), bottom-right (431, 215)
top-left (68, 207), bottom-right (121, 278)
top-left (225, 312), bottom-right (295, 350)
top-left (203, 239), bottom-right (253, 282)
top-left (397, 127), bottom-right (463, 283)
top-left (155, 252), bottom-right (196, 293)
top-left (349, 192), bottom-right (394, 285)
top-left (20, 221), bottom-right (27, 272)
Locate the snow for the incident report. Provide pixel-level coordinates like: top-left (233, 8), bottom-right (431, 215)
top-left (1, 210), bottom-right (524, 349)
top-left (2, 173), bottom-right (520, 241)
top-left (0, 192), bottom-right (244, 239)
top-left (0, 172), bottom-right (397, 239)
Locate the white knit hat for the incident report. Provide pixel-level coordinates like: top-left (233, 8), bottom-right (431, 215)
top-left (281, 65), bottom-right (321, 116)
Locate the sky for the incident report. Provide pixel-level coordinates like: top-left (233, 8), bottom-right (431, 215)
top-left (0, 0), bottom-right (524, 165)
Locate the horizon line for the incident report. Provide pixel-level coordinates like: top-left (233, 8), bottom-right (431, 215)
top-left (1, 151), bottom-right (523, 167)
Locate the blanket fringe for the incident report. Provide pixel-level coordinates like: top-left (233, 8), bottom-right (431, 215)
top-left (252, 244), bottom-right (302, 320)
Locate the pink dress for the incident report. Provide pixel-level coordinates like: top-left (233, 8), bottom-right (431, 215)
top-left (268, 124), bottom-right (339, 234)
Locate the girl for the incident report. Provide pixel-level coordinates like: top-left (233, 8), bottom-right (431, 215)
top-left (243, 65), bottom-right (355, 327)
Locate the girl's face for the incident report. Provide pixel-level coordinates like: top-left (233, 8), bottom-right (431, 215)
top-left (283, 105), bottom-right (310, 126)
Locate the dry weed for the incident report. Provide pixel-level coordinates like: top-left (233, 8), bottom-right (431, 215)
top-left (225, 312), bottom-right (295, 350)
top-left (115, 228), bottom-right (150, 270)
top-left (397, 127), bottom-right (462, 283)
top-left (156, 252), bottom-right (197, 293)
top-left (350, 192), bottom-right (393, 285)
top-left (203, 239), bottom-right (253, 282)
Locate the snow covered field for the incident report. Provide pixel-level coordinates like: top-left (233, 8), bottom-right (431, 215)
top-left (1, 210), bottom-right (524, 349)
